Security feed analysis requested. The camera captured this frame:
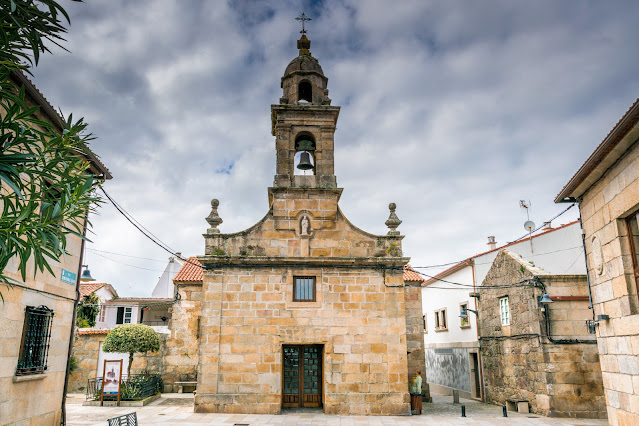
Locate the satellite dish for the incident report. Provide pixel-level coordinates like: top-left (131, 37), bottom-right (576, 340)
top-left (524, 220), bottom-right (536, 232)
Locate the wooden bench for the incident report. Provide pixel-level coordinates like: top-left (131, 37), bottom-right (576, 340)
top-left (174, 381), bottom-right (197, 393)
top-left (506, 398), bottom-right (529, 414)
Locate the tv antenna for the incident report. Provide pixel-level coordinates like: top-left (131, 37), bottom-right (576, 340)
top-left (520, 200), bottom-right (535, 254)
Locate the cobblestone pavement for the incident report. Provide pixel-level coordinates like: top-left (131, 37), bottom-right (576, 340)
top-left (65, 394), bottom-right (608, 425)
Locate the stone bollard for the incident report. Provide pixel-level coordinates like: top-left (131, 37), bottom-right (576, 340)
top-left (452, 390), bottom-right (460, 404)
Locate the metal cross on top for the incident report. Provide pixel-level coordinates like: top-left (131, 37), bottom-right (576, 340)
top-left (296, 12), bottom-right (312, 34)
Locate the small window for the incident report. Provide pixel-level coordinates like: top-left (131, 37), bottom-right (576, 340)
top-left (434, 308), bottom-right (447, 331)
top-left (423, 315), bottom-right (427, 333)
top-left (460, 303), bottom-right (469, 327)
top-left (294, 276), bottom-right (316, 302)
top-left (16, 306), bottom-right (54, 376)
top-left (500, 297), bottom-right (510, 326)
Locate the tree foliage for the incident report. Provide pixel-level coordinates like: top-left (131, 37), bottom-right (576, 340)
top-left (0, 0), bottom-right (102, 299)
top-left (76, 292), bottom-right (99, 327)
top-left (102, 324), bottom-right (160, 378)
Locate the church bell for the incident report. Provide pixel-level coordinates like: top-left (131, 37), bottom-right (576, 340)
top-left (297, 151), bottom-right (314, 170)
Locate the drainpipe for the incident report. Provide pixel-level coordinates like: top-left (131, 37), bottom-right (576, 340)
top-left (61, 209), bottom-right (90, 425)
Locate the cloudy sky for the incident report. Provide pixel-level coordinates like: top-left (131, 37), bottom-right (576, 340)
top-left (31, 0), bottom-right (639, 297)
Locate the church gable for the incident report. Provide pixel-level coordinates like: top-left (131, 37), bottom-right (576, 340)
top-left (204, 199), bottom-right (404, 259)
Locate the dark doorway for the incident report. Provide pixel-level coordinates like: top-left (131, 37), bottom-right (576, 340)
top-left (471, 352), bottom-right (481, 399)
top-left (282, 345), bottom-right (323, 408)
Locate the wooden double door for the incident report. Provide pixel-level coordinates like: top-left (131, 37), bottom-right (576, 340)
top-left (282, 345), bottom-right (323, 407)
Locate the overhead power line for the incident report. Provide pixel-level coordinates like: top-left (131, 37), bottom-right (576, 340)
top-left (97, 186), bottom-right (579, 278)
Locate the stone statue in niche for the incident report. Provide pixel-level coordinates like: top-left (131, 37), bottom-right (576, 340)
top-left (301, 216), bottom-right (310, 235)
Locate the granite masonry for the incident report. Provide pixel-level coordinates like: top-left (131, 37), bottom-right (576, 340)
top-left (479, 250), bottom-right (606, 418)
top-left (556, 98), bottom-right (639, 425)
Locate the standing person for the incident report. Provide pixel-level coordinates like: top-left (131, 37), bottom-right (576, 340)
top-left (410, 370), bottom-right (423, 414)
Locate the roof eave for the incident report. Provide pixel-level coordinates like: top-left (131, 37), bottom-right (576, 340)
top-left (10, 71), bottom-right (113, 180)
top-left (555, 98), bottom-right (639, 203)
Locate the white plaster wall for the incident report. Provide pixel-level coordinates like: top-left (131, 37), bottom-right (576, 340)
top-left (97, 342), bottom-right (130, 380)
top-left (100, 304), bottom-right (141, 329)
top-left (473, 222), bottom-right (585, 286)
top-left (422, 266), bottom-right (479, 345)
top-left (151, 257), bottom-right (184, 298)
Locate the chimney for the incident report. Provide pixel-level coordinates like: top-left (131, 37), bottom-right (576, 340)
top-left (543, 222), bottom-right (552, 230)
top-left (487, 236), bottom-right (497, 250)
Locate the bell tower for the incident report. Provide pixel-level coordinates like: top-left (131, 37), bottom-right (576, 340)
top-left (271, 30), bottom-right (340, 190)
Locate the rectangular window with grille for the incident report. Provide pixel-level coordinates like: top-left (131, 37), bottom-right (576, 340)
top-left (293, 276), bottom-right (316, 302)
top-left (16, 306), bottom-right (54, 376)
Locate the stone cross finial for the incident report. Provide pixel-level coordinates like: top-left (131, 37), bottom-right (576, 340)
top-left (385, 202), bottom-right (402, 236)
top-left (206, 199), bottom-right (223, 234)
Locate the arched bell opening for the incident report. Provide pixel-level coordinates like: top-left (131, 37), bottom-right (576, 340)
top-left (294, 134), bottom-right (316, 175)
top-left (298, 80), bottom-right (312, 103)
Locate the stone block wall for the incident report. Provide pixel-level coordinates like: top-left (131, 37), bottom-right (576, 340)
top-left (479, 250), bottom-right (606, 418)
top-left (579, 130), bottom-right (639, 425)
top-left (195, 266), bottom-right (411, 415)
top-left (68, 332), bottom-right (168, 393)
top-left (162, 283), bottom-right (202, 387)
top-left (404, 283), bottom-right (428, 397)
top-left (68, 332), bottom-right (107, 393)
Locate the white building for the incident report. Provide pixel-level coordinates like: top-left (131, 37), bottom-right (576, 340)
top-left (421, 220), bottom-right (585, 399)
top-left (151, 254), bottom-right (185, 298)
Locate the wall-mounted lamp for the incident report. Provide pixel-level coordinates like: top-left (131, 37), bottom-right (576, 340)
top-left (80, 265), bottom-right (95, 282)
top-left (459, 307), bottom-right (478, 319)
top-left (537, 293), bottom-right (553, 306)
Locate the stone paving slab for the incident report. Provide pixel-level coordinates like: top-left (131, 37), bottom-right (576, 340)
top-left (65, 394), bottom-right (607, 425)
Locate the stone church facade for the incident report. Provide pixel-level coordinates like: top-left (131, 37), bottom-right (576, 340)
top-left (192, 34), bottom-right (427, 415)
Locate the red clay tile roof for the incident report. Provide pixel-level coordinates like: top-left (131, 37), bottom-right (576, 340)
top-left (403, 264), bottom-right (424, 283)
top-left (172, 258), bottom-right (421, 285)
top-left (77, 329), bottom-right (110, 335)
top-left (79, 282), bottom-right (107, 298)
top-left (173, 257), bottom-right (203, 283)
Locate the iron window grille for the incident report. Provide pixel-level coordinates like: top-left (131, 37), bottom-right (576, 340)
top-left (16, 305), bottom-right (54, 376)
top-left (293, 276), bottom-right (316, 302)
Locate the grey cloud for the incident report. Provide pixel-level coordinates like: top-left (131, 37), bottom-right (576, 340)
top-left (26, 0), bottom-right (639, 296)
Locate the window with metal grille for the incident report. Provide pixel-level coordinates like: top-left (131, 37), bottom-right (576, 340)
top-left (293, 276), bottom-right (316, 302)
top-left (16, 305), bottom-right (54, 375)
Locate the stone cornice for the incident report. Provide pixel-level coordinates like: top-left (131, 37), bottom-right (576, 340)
top-left (197, 255), bottom-right (410, 269)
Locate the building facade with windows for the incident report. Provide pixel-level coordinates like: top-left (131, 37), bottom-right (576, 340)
top-left (479, 249), bottom-right (605, 418)
top-left (421, 221), bottom-right (586, 401)
top-left (0, 73), bottom-right (111, 425)
top-left (192, 34), bottom-right (426, 415)
top-left (555, 98), bottom-right (639, 425)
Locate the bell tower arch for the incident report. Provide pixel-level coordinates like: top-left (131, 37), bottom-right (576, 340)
top-left (271, 33), bottom-right (340, 190)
